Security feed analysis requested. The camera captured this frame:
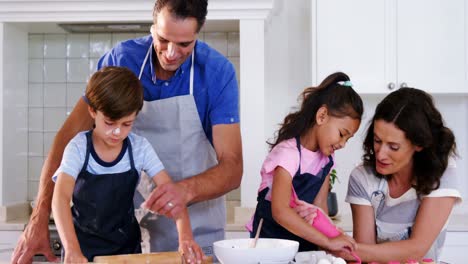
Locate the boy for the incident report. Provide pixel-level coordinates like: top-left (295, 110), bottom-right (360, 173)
top-left (52, 66), bottom-right (202, 263)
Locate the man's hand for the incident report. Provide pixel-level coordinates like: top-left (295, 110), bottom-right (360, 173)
top-left (142, 181), bottom-right (188, 219)
top-left (11, 220), bottom-right (58, 264)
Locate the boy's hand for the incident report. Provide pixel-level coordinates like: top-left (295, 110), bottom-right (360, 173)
top-left (179, 238), bottom-right (204, 264)
top-left (293, 199), bottom-right (318, 225)
top-left (64, 250), bottom-right (88, 264)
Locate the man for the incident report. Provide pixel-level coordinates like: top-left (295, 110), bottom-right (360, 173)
top-left (12, 0), bottom-right (242, 263)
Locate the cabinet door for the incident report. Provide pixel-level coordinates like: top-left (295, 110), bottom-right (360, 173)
top-left (313, 0), bottom-right (392, 93)
top-left (397, 0), bottom-right (466, 93)
top-left (0, 231), bottom-right (21, 262)
top-left (439, 231), bottom-right (468, 264)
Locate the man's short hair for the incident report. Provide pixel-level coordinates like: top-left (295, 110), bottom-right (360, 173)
top-left (153, 0), bottom-right (208, 32)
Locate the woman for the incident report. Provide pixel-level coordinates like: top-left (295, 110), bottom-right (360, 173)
top-left (344, 88), bottom-right (462, 263)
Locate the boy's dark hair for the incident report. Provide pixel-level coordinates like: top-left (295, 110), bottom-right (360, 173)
top-left (86, 66), bottom-right (143, 120)
top-left (269, 72), bottom-right (364, 150)
top-left (153, 0), bottom-right (208, 32)
top-left (363, 87), bottom-right (457, 195)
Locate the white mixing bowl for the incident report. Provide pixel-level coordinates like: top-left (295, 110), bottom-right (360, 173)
top-left (214, 238), bottom-right (299, 264)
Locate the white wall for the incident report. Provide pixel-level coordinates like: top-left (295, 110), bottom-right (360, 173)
top-left (238, 0), bottom-right (312, 207)
top-left (0, 23), bottom-right (3, 204)
top-left (435, 95), bottom-right (468, 214)
top-left (332, 95), bottom-right (384, 216)
top-left (0, 23), bottom-right (28, 206)
top-left (25, 30), bottom-right (241, 202)
top-left (265, 0), bottom-right (312, 143)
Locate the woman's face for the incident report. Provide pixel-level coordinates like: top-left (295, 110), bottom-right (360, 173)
top-left (373, 120), bottom-right (421, 175)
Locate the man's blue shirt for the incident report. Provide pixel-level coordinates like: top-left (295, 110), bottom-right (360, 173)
top-left (96, 35), bottom-right (240, 144)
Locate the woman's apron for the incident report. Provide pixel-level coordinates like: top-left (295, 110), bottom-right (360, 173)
top-left (132, 43), bottom-right (225, 256)
top-left (251, 137), bottom-right (334, 252)
top-left (71, 131), bottom-right (141, 261)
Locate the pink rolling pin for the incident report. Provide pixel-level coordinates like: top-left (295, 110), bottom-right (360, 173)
top-left (290, 192), bottom-right (361, 264)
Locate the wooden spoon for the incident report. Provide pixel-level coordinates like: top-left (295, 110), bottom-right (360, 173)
top-left (250, 218), bottom-right (264, 248)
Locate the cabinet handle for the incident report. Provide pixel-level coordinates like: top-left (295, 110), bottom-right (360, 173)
top-left (387, 82), bottom-right (396, 90)
top-left (400, 82), bottom-right (408, 88)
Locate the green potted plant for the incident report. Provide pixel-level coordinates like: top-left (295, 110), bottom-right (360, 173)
top-left (327, 169), bottom-right (339, 217)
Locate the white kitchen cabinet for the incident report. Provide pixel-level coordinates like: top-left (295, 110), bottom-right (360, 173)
top-left (0, 230), bottom-right (21, 245)
top-left (312, 0), bottom-right (388, 93)
top-left (439, 231), bottom-right (468, 264)
top-left (0, 244), bottom-right (14, 262)
top-left (311, 0), bottom-right (467, 94)
top-left (0, 230), bottom-right (21, 262)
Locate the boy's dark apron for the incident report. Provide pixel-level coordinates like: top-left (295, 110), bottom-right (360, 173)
top-left (251, 137), bottom-right (334, 252)
top-left (71, 130), bottom-right (141, 261)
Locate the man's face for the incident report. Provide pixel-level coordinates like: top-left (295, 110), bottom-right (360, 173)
top-left (152, 7), bottom-right (198, 74)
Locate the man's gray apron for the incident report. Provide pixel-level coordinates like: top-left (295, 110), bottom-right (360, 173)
top-left (132, 43), bottom-right (226, 256)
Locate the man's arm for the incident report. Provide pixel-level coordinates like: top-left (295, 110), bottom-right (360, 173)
top-left (182, 123), bottom-right (243, 203)
top-left (11, 98), bottom-right (93, 264)
top-left (145, 123), bottom-right (242, 217)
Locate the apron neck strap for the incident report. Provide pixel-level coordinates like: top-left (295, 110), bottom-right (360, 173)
top-left (139, 42), bottom-right (196, 96)
top-left (189, 50), bottom-right (195, 95)
top-left (139, 43), bottom-right (152, 80)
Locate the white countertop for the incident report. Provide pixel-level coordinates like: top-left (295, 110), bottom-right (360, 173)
top-left (2, 213), bottom-right (468, 232)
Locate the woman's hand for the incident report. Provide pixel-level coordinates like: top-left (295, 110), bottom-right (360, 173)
top-left (327, 248), bottom-right (357, 261)
top-left (64, 250), bottom-right (88, 264)
top-left (179, 238), bottom-right (204, 264)
top-left (292, 199), bottom-right (318, 225)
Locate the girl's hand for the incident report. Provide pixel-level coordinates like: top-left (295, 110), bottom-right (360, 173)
top-left (293, 199), bottom-right (318, 225)
top-left (179, 238), bottom-right (204, 264)
top-left (325, 233), bottom-right (357, 252)
top-left (64, 250), bottom-right (88, 264)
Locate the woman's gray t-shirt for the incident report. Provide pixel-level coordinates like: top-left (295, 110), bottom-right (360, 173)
top-left (346, 164), bottom-right (462, 261)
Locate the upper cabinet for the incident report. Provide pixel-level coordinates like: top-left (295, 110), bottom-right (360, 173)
top-left (397, 0), bottom-right (465, 94)
top-left (311, 0), bottom-right (467, 94)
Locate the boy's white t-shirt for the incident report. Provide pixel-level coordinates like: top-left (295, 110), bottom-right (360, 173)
top-left (53, 131), bottom-right (164, 182)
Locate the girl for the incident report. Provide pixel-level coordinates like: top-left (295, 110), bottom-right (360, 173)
top-left (247, 72), bottom-right (363, 253)
top-left (52, 67), bottom-right (203, 263)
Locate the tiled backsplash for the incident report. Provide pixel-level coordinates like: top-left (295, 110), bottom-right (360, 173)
top-left (27, 31), bottom-right (240, 201)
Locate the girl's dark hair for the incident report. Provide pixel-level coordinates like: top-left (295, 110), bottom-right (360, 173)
top-left (86, 66), bottom-right (143, 121)
top-left (269, 72), bottom-right (364, 150)
top-left (363, 87), bottom-right (457, 195)
top-left (153, 0), bottom-right (208, 32)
